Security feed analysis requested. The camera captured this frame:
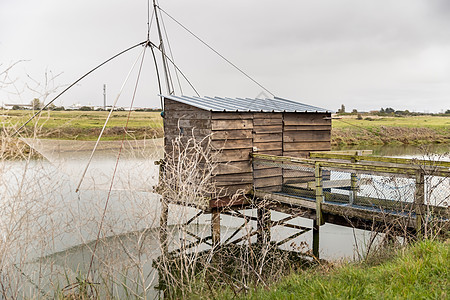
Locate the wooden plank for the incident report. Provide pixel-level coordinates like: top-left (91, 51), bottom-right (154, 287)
top-left (164, 127), bottom-right (211, 138)
top-left (283, 141), bottom-right (331, 151)
top-left (211, 112), bottom-right (253, 120)
top-left (211, 129), bottom-right (253, 140)
top-left (253, 150), bottom-right (282, 156)
top-left (252, 125), bottom-right (282, 134)
top-left (213, 149), bottom-right (252, 162)
top-left (253, 142), bottom-right (282, 151)
top-left (211, 138), bottom-right (253, 150)
top-left (165, 110), bottom-right (211, 120)
top-left (164, 119), bottom-right (210, 129)
top-left (211, 119), bottom-right (253, 130)
top-left (254, 176), bottom-right (282, 188)
top-left (256, 186), bottom-right (282, 192)
top-left (214, 161), bottom-right (252, 175)
top-left (283, 113), bottom-right (331, 126)
top-left (282, 150), bottom-right (310, 158)
top-left (164, 99), bottom-right (205, 111)
top-left (283, 130), bottom-right (331, 142)
top-left (253, 133), bottom-right (282, 143)
top-left (213, 172), bottom-right (253, 184)
top-left (253, 118), bottom-right (282, 126)
top-left (253, 167), bottom-right (282, 178)
top-left (284, 125), bottom-right (332, 131)
top-left (216, 184), bottom-right (252, 197)
top-left (253, 163), bottom-right (281, 170)
top-left (164, 138), bottom-right (210, 150)
top-left (253, 113), bottom-right (282, 119)
top-left (310, 152), bottom-right (450, 168)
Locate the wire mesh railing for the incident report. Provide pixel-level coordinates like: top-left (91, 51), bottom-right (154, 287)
top-left (251, 152), bottom-right (450, 219)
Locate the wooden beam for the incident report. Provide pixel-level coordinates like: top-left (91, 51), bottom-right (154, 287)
top-left (310, 151), bottom-right (450, 168)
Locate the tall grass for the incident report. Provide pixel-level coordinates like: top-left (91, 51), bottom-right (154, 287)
top-left (228, 239), bottom-right (449, 300)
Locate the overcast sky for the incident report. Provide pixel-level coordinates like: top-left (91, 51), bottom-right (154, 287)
top-left (1, 0), bottom-right (450, 112)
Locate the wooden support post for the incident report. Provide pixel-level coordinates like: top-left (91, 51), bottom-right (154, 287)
top-left (257, 207), bottom-right (271, 244)
top-left (211, 208), bottom-right (221, 246)
top-left (315, 163), bottom-right (324, 225)
top-left (312, 220), bottom-right (320, 259)
top-left (160, 198), bottom-right (169, 255)
top-left (414, 171), bottom-right (425, 238)
top-left (313, 163), bottom-right (324, 259)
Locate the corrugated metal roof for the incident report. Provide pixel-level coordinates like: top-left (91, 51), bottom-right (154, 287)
top-left (162, 95), bottom-right (332, 113)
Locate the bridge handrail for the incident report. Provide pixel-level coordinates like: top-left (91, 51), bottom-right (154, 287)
top-left (309, 151), bottom-right (450, 168)
top-left (251, 153), bottom-right (450, 178)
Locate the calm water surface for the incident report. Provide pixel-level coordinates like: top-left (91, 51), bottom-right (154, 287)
top-left (2, 140), bottom-right (447, 297)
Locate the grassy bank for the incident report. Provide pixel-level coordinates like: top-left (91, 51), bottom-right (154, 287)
top-left (212, 239), bottom-right (449, 300)
top-left (2, 111), bottom-right (449, 145)
top-left (332, 116), bottom-right (450, 146)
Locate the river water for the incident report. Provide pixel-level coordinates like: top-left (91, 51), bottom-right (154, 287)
top-left (1, 139), bottom-right (448, 298)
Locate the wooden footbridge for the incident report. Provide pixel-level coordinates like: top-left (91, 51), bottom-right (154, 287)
top-left (159, 95), bottom-right (449, 258)
top-left (249, 150), bottom-right (449, 256)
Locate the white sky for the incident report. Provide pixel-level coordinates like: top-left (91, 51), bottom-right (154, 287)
top-left (1, 0), bottom-right (450, 112)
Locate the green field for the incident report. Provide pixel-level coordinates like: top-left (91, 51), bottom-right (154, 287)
top-left (0, 110), bottom-right (164, 140)
top-left (333, 115), bottom-right (450, 130)
top-left (332, 115), bottom-right (450, 146)
top-left (1, 110), bottom-right (449, 144)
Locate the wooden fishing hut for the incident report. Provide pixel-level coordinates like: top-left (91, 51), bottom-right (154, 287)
top-left (160, 95), bottom-right (332, 245)
top-left (162, 95), bottom-right (332, 198)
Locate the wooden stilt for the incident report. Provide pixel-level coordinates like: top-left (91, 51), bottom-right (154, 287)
top-left (211, 208), bottom-right (221, 246)
top-left (160, 198), bottom-right (169, 255)
top-left (257, 207), bottom-right (271, 244)
top-left (312, 220), bottom-right (320, 259)
top-left (313, 162), bottom-right (324, 259)
top-left (414, 171), bottom-right (425, 238)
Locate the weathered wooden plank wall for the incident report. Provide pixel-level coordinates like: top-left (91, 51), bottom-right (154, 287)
top-left (283, 113), bottom-right (331, 184)
top-left (252, 113), bottom-right (283, 192)
top-left (163, 99), bottom-right (211, 155)
top-left (211, 112), bottom-right (253, 196)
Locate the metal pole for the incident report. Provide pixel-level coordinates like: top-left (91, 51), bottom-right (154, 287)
top-left (103, 84), bottom-right (106, 110)
top-left (153, 0), bottom-right (173, 95)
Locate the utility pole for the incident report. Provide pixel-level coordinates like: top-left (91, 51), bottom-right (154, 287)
top-left (103, 84), bottom-right (106, 110)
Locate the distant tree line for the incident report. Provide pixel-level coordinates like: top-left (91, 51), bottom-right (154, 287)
top-left (5, 98), bottom-right (162, 112)
top-left (336, 103), bottom-right (450, 116)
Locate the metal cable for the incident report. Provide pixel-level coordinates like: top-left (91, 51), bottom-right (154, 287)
top-left (12, 41), bottom-right (147, 137)
top-left (75, 46), bottom-right (146, 192)
top-left (157, 6), bottom-right (276, 97)
top-left (159, 8), bottom-right (183, 95)
top-left (149, 41), bottom-right (200, 97)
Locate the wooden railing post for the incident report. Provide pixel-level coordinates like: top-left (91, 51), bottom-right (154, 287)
top-left (315, 162), bottom-right (324, 225)
top-left (414, 170), bottom-right (425, 238)
top-left (313, 162), bottom-right (324, 258)
top-left (350, 155), bottom-right (358, 205)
